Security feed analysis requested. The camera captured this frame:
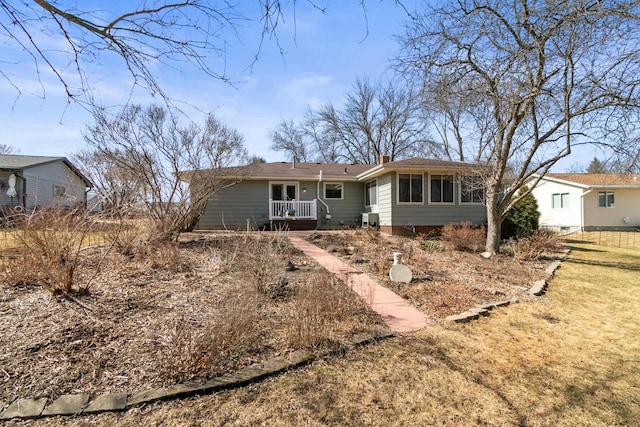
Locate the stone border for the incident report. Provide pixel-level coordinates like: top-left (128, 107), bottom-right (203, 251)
top-left (446, 248), bottom-right (571, 323)
top-left (0, 329), bottom-right (394, 421)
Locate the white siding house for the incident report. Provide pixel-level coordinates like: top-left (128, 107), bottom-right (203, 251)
top-left (529, 173), bottom-right (640, 232)
top-left (0, 155), bottom-right (93, 210)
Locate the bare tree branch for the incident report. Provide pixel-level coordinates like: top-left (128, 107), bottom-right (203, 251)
top-left (80, 104), bottom-right (248, 239)
top-left (396, 0), bottom-right (640, 253)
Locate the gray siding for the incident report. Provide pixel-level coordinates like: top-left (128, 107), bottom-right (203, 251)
top-left (389, 172), bottom-right (487, 226)
top-left (197, 172), bottom-right (487, 230)
top-left (319, 181), bottom-right (364, 228)
top-left (198, 180), bottom-right (270, 229)
top-left (377, 173), bottom-right (393, 226)
top-left (1, 162), bottom-right (87, 208)
top-left (299, 180), bottom-right (319, 201)
top-left (391, 203), bottom-right (486, 226)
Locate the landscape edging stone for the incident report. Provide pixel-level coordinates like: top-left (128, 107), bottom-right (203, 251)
top-left (0, 329), bottom-right (394, 422)
top-left (446, 248), bottom-right (570, 324)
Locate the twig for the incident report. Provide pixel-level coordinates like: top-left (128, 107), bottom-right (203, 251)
top-left (67, 295), bottom-right (94, 312)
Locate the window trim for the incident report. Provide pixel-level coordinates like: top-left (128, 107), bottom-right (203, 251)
top-left (53, 185), bottom-right (67, 198)
top-left (397, 173), bottom-right (424, 205)
top-left (323, 182), bottom-right (344, 200)
top-left (598, 191), bottom-right (615, 208)
top-left (365, 179), bottom-right (378, 207)
top-left (459, 175), bottom-right (485, 205)
top-left (552, 192), bottom-right (570, 209)
top-left (428, 173), bottom-right (455, 205)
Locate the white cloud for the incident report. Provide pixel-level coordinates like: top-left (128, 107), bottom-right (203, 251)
top-left (280, 73), bottom-right (335, 109)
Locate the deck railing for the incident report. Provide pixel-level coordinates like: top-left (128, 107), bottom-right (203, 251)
top-left (269, 199), bottom-right (317, 220)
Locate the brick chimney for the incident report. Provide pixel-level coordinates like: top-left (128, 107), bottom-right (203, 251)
top-left (379, 155), bottom-right (390, 164)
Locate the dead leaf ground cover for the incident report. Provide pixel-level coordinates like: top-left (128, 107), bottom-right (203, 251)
top-left (0, 232), bottom-right (384, 405)
top-left (306, 229), bottom-right (554, 319)
top-left (26, 242), bottom-right (640, 426)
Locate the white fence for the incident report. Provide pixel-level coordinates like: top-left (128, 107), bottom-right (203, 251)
top-left (269, 199), bottom-right (317, 220)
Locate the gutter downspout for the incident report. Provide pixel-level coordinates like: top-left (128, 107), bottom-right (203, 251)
top-left (20, 174), bottom-right (27, 208)
top-left (580, 189), bottom-right (593, 231)
top-left (317, 170), bottom-right (331, 220)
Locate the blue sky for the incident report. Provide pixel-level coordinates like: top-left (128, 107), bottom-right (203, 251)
top-left (0, 1), bottom-right (408, 162)
top-left (0, 1), bottom-right (599, 170)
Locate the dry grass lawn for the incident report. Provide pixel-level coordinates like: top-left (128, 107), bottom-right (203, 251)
top-left (24, 241), bottom-right (640, 426)
top-left (569, 230), bottom-right (640, 250)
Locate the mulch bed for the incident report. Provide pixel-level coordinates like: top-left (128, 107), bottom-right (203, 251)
top-left (0, 233), bottom-right (383, 405)
top-left (1, 229), bottom-right (559, 406)
top-left (306, 229), bottom-right (554, 319)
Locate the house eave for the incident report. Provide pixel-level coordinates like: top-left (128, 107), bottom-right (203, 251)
top-left (529, 174), bottom-right (591, 189)
top-left (588, 185), bottom-right (640, 189)
top-left (357, 163), bottom-right (487, 181)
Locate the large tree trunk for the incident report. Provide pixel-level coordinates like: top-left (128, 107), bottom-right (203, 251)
top-left (485, 186), bottom-right (501, 254)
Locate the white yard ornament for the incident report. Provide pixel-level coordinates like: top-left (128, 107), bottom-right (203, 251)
top-left (6, 174), bottom-right (17, 198)
top-left (389, 252), bottom-right (412, 283)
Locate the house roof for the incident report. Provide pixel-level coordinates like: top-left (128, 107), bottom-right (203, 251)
top-left (0, 154), bottom-right (63, 169)
top-left (181, 161), bottom-right (374, 182)
top-left (357, 157), bottom-right (485, 180)
top-left (546, 173), bottom-right (640, 188)
top-left (182, 157), bottom-right (488, 183)
top-left (382, 158), bottom-right (480, 168)
top-left (0, 155), bottom-right (93, 187)
top-left (246, 161), bottom-right (374, 179)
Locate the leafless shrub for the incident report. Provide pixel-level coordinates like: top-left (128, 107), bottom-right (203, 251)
top-left (156, 231), bottom-right (380, 382)
top-left (1, 207), bottom-right (109, 296)
top-left (354, 227), bottom-right (381, 245)
top-left (374, 254), bottom-right (390, 275)
top-left (286, 273), bottom-right (368, 349)
top-left (159, 285), bottom-right (266, 381)
top-left (226, 231), bottom-right (292, 297)
top-left (511, 229), bottom-right (563, 261)
top-left (441, 221), bottom-right (486, 253)
top-left (101, 219), bottom-right (146, 258)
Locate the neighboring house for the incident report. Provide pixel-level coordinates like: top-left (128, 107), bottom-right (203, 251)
top-left (193, 157), bottom-right (487, 234)
top-left (0, 155), bottom-right (93, 210)
top-left (528, 173), bottom-right (640, 232)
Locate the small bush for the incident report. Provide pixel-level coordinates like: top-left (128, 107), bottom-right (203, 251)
top-left (420, 239), bottom-right (445, 253)
top-left (502, 189), bottom-right (540, 239)
top-left (441, 221), bottom-right (486, 253)
top-left (161, 285), bottom-right (266, 380)
top-left (511, 229), bottom-right (563, 261)
top-left (287, 273), bottom-right (369, 349)
top-left (102, 220), bottom-right (144, 258)
top-left (3, 207), bottom-right (96, 296)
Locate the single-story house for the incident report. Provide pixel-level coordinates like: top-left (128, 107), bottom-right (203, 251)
top-left (191, 156), bottom-right (488, 234)
top-left (0, 155), bottom-right (93, 210)
top-left (528, 173), bottom-right (640, 232)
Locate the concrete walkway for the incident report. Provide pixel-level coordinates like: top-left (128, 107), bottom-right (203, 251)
top-left (288, 235), bottom-right (432, 333)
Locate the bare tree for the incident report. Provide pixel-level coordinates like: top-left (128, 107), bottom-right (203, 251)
top-left (397, 0), bottom-right (640, 253)
top-left (270, 76), bottom-right (437, 164)
top-left (269, 119), bottom-right (314, 162)
top-left (73, 150), bottom-right (145, 216)
top-left (0, 1), bottom-right (354, 105)
top-left (82, 104), bottom-right (248, 240)
top-left (0, 144), bottom-right (18, 154)
top-left (315, 77), bottom-right (434, 163)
